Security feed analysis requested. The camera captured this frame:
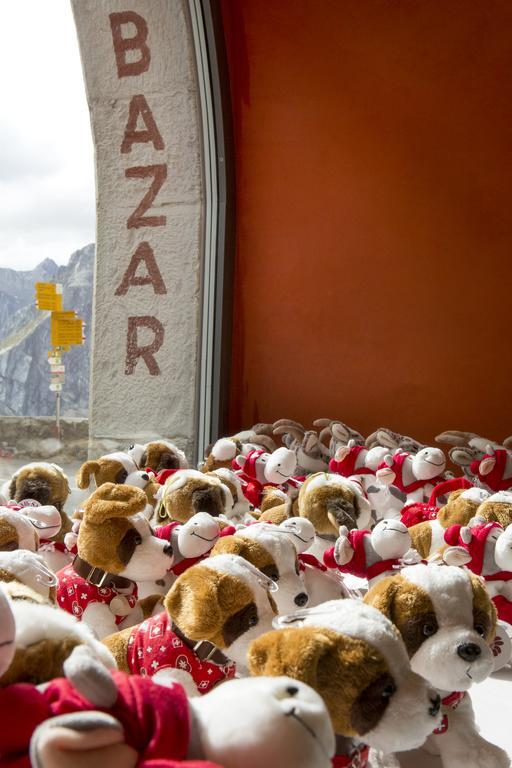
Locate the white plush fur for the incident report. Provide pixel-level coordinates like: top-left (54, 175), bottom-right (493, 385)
top-left (279, 517), bottom-right (316, 553)
top-left (211, 438), bottom-right (238, 461)
top-left (19, 505), bottom-right (62, 540)
top-left (177, 512), bottom-right (221, 559)
top-left (239, 524), bottom-right (309, 612)
top-left (371, 519), bottom-right (412, 560)
top-left (163, 469), bottom-right (218, 494)
top-left (0, 585), bottom-right (15, 676)
top-left (412, 447), bottom-right (447, 481)
top-left (202, 554), bottom-right (277, 670)
top-left (0, 550), bottom-right (56, 599)
top-left (0, 508), bottom-right (38, 551)
top-left (189, 675), bottom-right (335, 768)
top-left (487, 491), bottom-right (512, 504)
top-left (12, 593), bottom-right (116, 670)
top-left (401, 564), bottom-right (495, 693)
top-left (103, 453), bottom-right (139, 475)
top-left (120, 514), bottom-right (173, 582)
top-left (264, 447), bottom-right (297, 485)
top-left (461, 487), bottom-right (491, 504)
top-left (494, 524), bottom-right (512, 573)
top-left (276, 599), bottom-right (440, 753)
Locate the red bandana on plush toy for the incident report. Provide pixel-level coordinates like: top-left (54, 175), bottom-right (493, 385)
top-left (126, 611), bottom-right (236, 693)
top-left (56, 565), bottom-right (138, 625)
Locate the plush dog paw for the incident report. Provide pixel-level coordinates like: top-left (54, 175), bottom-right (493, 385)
top-left (63, 646), bottom-right (118, 708)
top-left (30, 711), bottom-right (137, 768)
top-left (334, 526), bottom-right (354, 566)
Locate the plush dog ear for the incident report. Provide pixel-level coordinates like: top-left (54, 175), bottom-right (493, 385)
top-left (364, 575), bottom-right (404, 622)
top-left (7, 477), bottom-right (17, 501)
top-left (82, 483), bottom-right (147, 525)
top-left (210, 535), bottom-right (274, 574)
top-left (76, 462), bottom-right (101, 490)
top-left (165, 565), bottom-right (253, 644)
top-left (248, 627), bottom-right (338, 691)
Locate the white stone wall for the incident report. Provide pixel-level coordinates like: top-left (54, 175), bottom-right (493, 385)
top-left (71, 0), bottom-right (203, 459)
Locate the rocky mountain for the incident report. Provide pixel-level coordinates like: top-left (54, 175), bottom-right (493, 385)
top-left (0, 245), bottom-right (94, 417)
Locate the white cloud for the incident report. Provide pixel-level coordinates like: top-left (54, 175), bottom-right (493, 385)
top-left (0, 0), bottom-right (95, 270)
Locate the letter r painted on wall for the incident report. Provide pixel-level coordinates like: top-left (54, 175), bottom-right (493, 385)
top-left (125, 315), bottom-right (164, 375)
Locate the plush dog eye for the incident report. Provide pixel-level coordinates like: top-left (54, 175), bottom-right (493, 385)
top-left (422, 623), bottom-right (437, 637)
top-left (475, 623), bottom-right (486, 637)
top-left (382, 682), bottom-right (396, 699)
top-left (134, 534), bottom-right (142, 546)
top-left (248, 614), bottom-right (258, 627)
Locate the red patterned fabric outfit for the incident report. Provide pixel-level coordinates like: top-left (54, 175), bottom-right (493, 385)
top-left (56, 565), bottom-right (138, 624)
top-left (332, 745), bottom-right (369, 767)
top-left (126, 611), bottom-right (236, 693)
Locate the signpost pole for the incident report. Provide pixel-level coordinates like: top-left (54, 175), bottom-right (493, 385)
top-left (56, 390), bottom-right (61, 440)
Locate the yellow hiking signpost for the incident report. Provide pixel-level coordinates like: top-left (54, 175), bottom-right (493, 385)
top-left (35, 282), bottom-right (85, 439)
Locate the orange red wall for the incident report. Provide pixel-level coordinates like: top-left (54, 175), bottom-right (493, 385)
top-left (220, 0), bottom-right (512, 444)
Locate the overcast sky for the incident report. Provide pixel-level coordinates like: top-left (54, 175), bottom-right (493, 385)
top-left (0, 0), bottom-right (95, 271)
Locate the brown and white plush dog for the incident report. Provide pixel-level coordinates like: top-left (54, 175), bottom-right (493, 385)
top-left (157, 469), bottom-right (233, 524)
top-left (365, 563), bottom-right (508, 768)
top-left (0, 581), bottom-right (115, 687)
top-left (77, 452), bottom-right (160, 517)
top-left (128, 440), bottom-right (189, 473)
top-left (208, 467), bottom-right (255, 523)
top-left (211, 522), bottom-right (309, 613)
top-left (295, 473), bottom-right (372, 560)
top-left (56, 483), bottom-right (173, 639)
top-left (408, 487), bottom-right (505, 560)
top-left (2, 462), bottom-right (72, 551)
top-left (104, 553), bottom-right (278, 693)
top-left (249, 599), bottom-right (442, 762)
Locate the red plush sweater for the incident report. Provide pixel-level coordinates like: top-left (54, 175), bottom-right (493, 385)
top-left (0, 672), bottom-right (221, 768)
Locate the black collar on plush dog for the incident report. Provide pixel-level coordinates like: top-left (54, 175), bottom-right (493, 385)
top-left (171, 621), bottom-right (231, 666)
top-left (72, 555), bottom-right (134, 592)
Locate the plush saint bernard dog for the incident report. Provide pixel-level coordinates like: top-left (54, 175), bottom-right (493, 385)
top-left (249, 599), bottom-right (441, 763)
top-left (56, 483), bottom-right (173, 639)
top-left (211, 522), bottom-right (309, 613)
top-left (365, 563), bottom-right (509, 768)
top-left (104, 553), bottom-right (278, 693)
top-left (157, 469), bottom-right (233, 524)
top-left (128, 440), bottom-right (189, 474)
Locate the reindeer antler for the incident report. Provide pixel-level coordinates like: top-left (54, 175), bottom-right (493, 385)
top-left (251, 423), bottom-right (276, 438)
top-left (249, 435), bottom-right (277, 452)
top-left (435, 430), bottom-right (481, 447)
top-left (273, 419), bottom-right (306, 445)
top-left (313, 419), bottom-right (364, 446)
top-left (503, 436), bottom-right (512, 450)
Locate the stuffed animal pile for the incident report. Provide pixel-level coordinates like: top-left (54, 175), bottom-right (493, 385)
top-left (0, 419), bottom-right (511, 768)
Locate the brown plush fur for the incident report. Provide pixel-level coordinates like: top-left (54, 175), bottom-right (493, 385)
top-left (476, 500), bottom-right (512, 528)
top-left (298, 476), bottom-right (362, 536)
top-left (103, 626), bottom-right (133, 672)
top-left (210, 535), bottom-right (276, 575)
top-left (407, 524), bottom-right (434, 560)
top-left (160, 473), bottom-right (228, 524)
top-left (0, 636), bottom-right (81, 686)
top-left (165, 565), bottom-right (255, 648)
top-left (437, 490), bottom-right (483, 527)
top-left (77, 483), bottom-right (147, 573)
top-left (77, 459), bottom-right (139, 490)
top-left (143, 443), bottom-right (184, 473)
top-left (249, 626), bottom-right (390, 737)
top-left (8, 465), bottom-right (70, 513)
top-left (0, 518), bottom-right (33, 552)
top-left (409, 491), bottom-right (512, 559)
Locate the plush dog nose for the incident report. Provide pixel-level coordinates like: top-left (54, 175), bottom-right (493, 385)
top-left (294, 592), bottom-right (308, 607)
top-left (457, 642), bottom-right (481, 662)
top-left (163, 543), bottom-right (173, 557)
top-left (429, 694), bottom-right (441, 717)
top-left (141, 473), bottom-right (149, 481)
